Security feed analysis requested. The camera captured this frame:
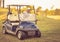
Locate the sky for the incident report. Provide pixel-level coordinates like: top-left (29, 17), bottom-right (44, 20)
top-left (5, 0), bottom-right (60, 10)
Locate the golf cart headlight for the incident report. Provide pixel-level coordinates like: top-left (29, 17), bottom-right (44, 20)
top-left (35, 25), bottom-right (39, 29)
top-left (20, 26), bottom-right (23, 29)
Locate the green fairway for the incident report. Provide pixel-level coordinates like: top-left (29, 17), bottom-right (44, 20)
top-left (0, 17), bottom-right (60, 42)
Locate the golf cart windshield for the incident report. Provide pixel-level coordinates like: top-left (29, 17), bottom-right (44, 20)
top-left (19, 14), bottom-right (36, 22)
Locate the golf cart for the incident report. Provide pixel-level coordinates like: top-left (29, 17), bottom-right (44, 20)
top-left (2, 5), bottom-right (41, 40)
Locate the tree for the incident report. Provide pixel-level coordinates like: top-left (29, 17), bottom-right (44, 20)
top-left (55, 9), bottom-right (60, 15)
top-left (36, 7), bottom-right (42, 12)
top-left (0, 0), bottom-right (1, 7)
top-left (0, 0), bottom-right (4, 8)
top-left (3, 0), bottom-right (4, 8)
top-left (36, 6), bottom-right (42, 15)
top-left (44, 9), bottom-right (49, 16)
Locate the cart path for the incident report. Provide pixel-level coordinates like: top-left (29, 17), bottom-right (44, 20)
top-left (47, 15), bottom-right (60, 20)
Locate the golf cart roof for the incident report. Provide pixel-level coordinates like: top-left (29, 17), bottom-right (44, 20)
top-left (7, 5), bottom-right (33, 6)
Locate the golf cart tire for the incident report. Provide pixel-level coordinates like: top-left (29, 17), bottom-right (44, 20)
top-left (2, 26), bottom-right (7, 34)
top-left (36, 31), bottom-right (41, 37)
top-left (17, 31), bottom-right (25, 40)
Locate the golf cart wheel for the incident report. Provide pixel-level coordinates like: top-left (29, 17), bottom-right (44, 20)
top-left (17, 31), bottom-right (25, 40)
top-left (2, 27), bottom-right (7, 34)
top-left (36, 31), bottom-right (41, 37)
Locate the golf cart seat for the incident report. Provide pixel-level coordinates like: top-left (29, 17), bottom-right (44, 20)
top-left (8, 14), bottom-right (19, 21)
top-left (8, 14), bottom-right (19, 25)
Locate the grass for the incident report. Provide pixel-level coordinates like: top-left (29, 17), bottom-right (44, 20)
top-left (0, 16), bottom-right (60, 42)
